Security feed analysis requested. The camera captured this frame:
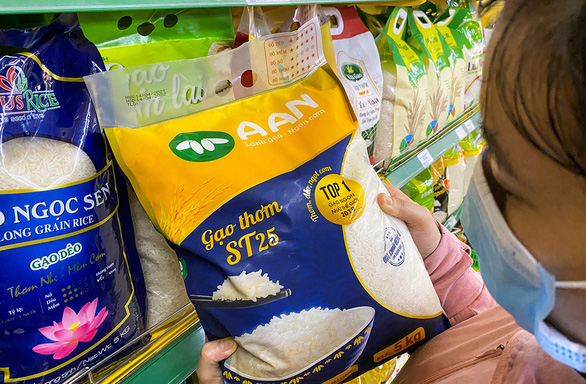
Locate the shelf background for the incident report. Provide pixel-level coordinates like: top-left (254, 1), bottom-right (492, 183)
top-left (0, 0), bottom-right (412, 14)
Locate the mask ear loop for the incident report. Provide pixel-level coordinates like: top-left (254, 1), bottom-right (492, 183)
top-left (480, 150), bottom-right (507, 212)
top-left (555, 281), bottom-right (586, 289)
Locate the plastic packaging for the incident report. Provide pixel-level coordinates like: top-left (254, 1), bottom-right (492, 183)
top-left (85, 17), bottom-right (329, 129)
top-left (443, 145), bottom-right (466, 215)
top-left (0, 17), bottom-right (146, 384)
top-left (459, 129), bottom-right (484, 194)
top-left (373, 7), bottom-right (430, 170)
top-left (435, 8), bottom-right (468, 122)
top-left (430, 158), bottom-right (449, 223)
top-left (408, 9), bottom-right (453, 137)
top-left (400, 169), bottom-right (435, 213)
top-left (78, 8), bottom-right (235, 70)
top-left (89, 57), bottom-right (449, 383)
top-left (323, 6), bottom-right (383, 157)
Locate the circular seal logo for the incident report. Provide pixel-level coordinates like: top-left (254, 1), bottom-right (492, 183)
top-left (382, 227), bottom-right (405, 266)
top-left (340, 63), bottom-right (364, 82)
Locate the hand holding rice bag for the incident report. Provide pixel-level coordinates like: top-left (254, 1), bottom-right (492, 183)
top-left (373, 7), bottom-right (430, 170)
top-left (90, 56), bottom-right (449, 383)
top-left (0, 17), bottom-right (146, 384)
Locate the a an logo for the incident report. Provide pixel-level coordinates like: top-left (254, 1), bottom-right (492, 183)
top-left (382, 227), bottom-right (405, 266)
top-left (0, 65), bottom-right (60, 115)
top-left (0, 66), bottom-right (27, 92)
top-left (170, 131), bottom-right (235, 162)
top-left (341, 63), bottom-right (364, 81)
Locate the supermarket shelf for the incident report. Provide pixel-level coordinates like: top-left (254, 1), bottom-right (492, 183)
top-left (62, 305), bottom-right (204, 384)
top-left (443, 205), bottom-right (463, 232)
top-left (384, 104), bottom-right (482, 189)
top-left (0, 0), bottom-right (406, 14)
top-left (121, 322), bottom-right (205, 384)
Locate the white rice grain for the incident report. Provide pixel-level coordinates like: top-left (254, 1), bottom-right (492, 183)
top-left (226, 307), bottom-right (372, 378)
top-left (213, 270), bottom-right (283, 302)
top-left (343, 136), bottom-right (443, 317)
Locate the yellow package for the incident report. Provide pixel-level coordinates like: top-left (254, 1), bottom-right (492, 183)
top-left (92, 63), bottom-right (450, 384)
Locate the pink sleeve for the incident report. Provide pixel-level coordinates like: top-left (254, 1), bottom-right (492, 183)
top-left (424, 223), bottom-right (497, 326)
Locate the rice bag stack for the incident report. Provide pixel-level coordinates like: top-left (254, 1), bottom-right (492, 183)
top-left (408, 9), bottom-right (454, 138)
top-left (373, 7), bottom-right (430, 170)
top-left (0, 17), bottom-right (146, 384)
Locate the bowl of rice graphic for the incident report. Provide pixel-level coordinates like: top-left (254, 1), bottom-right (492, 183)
top-left (222, 306), bottom-right (375, 384)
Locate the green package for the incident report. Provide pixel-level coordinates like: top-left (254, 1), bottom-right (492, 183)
top-left (78, 8), bottom-right (235, 69)
top-left (372, 7), bottom-right (430, 170)
top-left (408, 9), bottom-right (454, 137)
top-left (400, 168), bottom-right (435, 212)
top-left (436, 8), bottom-right (469, 122)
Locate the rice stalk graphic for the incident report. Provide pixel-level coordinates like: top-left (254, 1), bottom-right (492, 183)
top-left (450, 76), bottom-right (463, 106)
top-left (430, 86), bottom-right (448, 123)
top-left (400, 87), bottom-right (426, 152)
top-left (405, 87), bottom-right (426, 134)
top-left (161, 180), bottom-right (232, 244)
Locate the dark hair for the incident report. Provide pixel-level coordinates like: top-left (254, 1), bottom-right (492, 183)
top-left (480, 0), bottom-right (586, 177)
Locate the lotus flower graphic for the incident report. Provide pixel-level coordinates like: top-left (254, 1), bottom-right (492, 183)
top-left (32, 298), bottom-right (108, 360)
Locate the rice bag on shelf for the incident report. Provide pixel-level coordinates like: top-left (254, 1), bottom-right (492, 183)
top-left (400, 169), bottom-right (435, 213)
top-left (322, 6), bottom-right (383, 157)
top-left (458, 9), bottom-right (484, 109)
top-left (0, 17), bottom-right (146, 384)
top-left (88, 55), bottom-right (449, 384)
top-left (408, 9), bottom-right (453, 138)
top-left (436, 8), bottom-right (468, 122)
top-left (78, 8), bottom-right (235, 70)
top-left (459, 129), bottom-right (485, 194)
top-left (373, 7), bottom-right (430, 170)
top-left (443, 145), bottom-right (466, 215)
top-left (430, 157), bottom-right (449, 223)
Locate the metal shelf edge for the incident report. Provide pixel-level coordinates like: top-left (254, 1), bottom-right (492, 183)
top-left (0, 0), bottom-right (409, 14)
top-left (120, 322), bottom-right (205, 384)
top-left (384, 105), bottom-right (482, 189)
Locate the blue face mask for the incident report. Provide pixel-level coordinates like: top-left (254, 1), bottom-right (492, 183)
top-left (461, 157), bottom-right (586, 373)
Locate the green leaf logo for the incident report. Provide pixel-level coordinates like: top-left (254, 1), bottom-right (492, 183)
top-left (341, 62), bottom-right (364, 81)
top-left (169, 131), bottom-right (235, 162)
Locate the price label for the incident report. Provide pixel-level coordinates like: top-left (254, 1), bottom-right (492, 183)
top-left (464, 120), bottom-right (476, 133)
top-left (417, 149), bottom-right (434, 168)
top-left (455, 127), bottom-right (467, 140)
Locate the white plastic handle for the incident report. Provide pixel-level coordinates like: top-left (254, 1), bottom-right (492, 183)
top-left (413, 10), bottom-right (433, 29)
top-left (393, 8), bottom-right (408, 35)
top-left (322, 7), bottom-right (344, 36)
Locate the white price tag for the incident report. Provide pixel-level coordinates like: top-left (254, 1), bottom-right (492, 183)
top-left (455, 127), bottom-right (467, 140)
top-left (464, 119), bottom-right (476, 133)
top-left (417, 149), bottom-right (434, 168)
